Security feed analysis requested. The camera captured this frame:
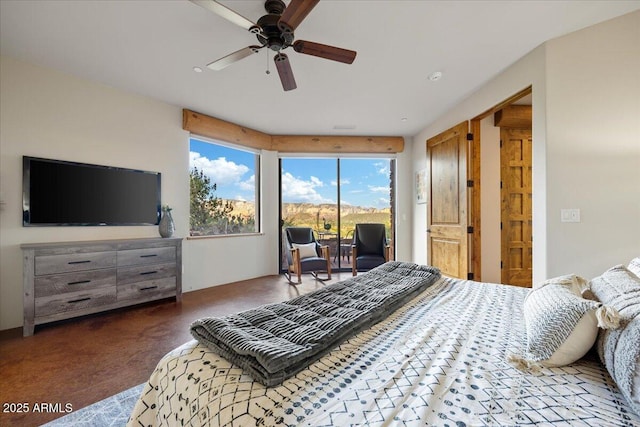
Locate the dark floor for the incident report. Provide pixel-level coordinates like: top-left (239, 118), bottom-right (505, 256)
top-left (0, 272), bottom-right (349, 426)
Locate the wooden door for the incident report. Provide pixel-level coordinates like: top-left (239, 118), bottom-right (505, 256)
top-left (427, 122), bottom-right (469, 279)
top-left (500, 128), bottom-right (532, 287)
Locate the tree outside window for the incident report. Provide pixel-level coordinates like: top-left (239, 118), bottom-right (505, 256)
top-left (189, 138), bottom-right (259, 236)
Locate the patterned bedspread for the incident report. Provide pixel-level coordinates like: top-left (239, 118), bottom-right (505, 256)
top-left (127, 277), bottom-right (640, 427)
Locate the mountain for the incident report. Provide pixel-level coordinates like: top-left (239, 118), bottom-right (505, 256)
top-left (222, 200), bottom-right (391, 233)
top-left (224, 200), bottom-right (389, 216)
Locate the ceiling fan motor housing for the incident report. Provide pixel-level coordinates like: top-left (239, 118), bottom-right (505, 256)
top-left (256, 0), bottom-right (293, 51)
top-left (265, 0), bottom-right (285, 15)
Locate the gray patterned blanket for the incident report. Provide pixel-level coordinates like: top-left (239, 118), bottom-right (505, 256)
top-left (190, 261), bottom-right (440, 386)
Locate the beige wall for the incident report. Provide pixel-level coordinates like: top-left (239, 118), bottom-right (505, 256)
top-left (543, 10), bottom-right (640, 276)
top-left (412, 10), bottom-right (640, 282)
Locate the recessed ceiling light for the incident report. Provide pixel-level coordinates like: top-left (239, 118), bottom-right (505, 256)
top-left (193, 66), bottom-right (203, 73)
top-left (401, 117), bottom-right (408, 122)
top-left (428, 71), bottom-right (442, 81)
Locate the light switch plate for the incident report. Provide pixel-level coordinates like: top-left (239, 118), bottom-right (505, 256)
top-left (561, 208), bottom-right (581, 223)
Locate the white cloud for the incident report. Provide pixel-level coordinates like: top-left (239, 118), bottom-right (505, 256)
top-left (310, 176), bottom-right (323, 187)
top-left (369, 185), bottom-right (389, 193)
top-left (282, 172), bottom-right (334, 204)
top-left (190, 151), bottom-right (249, 185)
top-left (238, 174), bottom-right (255, 191)
top-left (374, 161), bottom-right (390, 176)
top-left (330, 178), bottom-right (351, 187)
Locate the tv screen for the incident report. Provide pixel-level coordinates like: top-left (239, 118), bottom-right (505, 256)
top-left (23, 156), bottom-right (161, 226)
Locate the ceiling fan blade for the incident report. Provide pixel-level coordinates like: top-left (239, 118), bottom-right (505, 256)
top-left (293, 40), bottom-right (357, 64)
top-left (278, 0), bottom-right (320, 33)
top-left (206, 46), bottom-right (262, 71)
top-left (274, 53), bottom-right (297, 91)
top-left (189, 0), bottom-right (256, 31)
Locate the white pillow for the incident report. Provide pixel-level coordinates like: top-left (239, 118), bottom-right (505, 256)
top-left (544, 310), bottom-right (598, 367)
top-left (534, 273), bottom-right (594, 300)
top-left (628, 257), bottom-right (640, 278)
top-left (591, 265), bottom-right (640, 415)
top-left (523, 283), bottom-right (603, 367)
top-left (292, 243), bottom-right (318, 259)
top-left (509, 278), bottom-right (620, 371)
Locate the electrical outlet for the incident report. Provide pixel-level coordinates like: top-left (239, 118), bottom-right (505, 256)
top-left (561, 208), bottom-right (581, 223)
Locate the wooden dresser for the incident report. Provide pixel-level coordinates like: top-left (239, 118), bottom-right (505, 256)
top-left (22, 237), bottom-right (182, 336)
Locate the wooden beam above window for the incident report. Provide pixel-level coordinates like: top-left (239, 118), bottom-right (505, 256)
top-left (183, 109), bottom-right (404, 153)
top-left (271, 135), bottom-right (403, 153)
top-left (182, 109), bottom-right (272, 151)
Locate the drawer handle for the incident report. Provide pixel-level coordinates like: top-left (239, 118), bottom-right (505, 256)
top-left (68, 297), bottom-right (91, 304)
top-left (140, 270), bottom-right (158, 276)
top-left (140, 286), bottom-right (158, 291)
top-left (68, 260), bottom-right (91, 265)
top-left (140, 254), bottom-right (158, 258)
top-left (68, 280), bottom-right (91, 286)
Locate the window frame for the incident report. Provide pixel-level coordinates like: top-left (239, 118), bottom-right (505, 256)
top-left (188, 135), bottom-right (261, 238)
top-left (278, 154), bottom-right (397, 272)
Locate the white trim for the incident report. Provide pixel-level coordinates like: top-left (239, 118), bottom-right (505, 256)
top-left (278, 153), bottom-right (397, 159)
top-left (190, 134), bottom-right (262, 155)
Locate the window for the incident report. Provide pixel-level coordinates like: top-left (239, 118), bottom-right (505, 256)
top-left (280, 157), bottom-right (395, 271)
top-left (189, 137), bottom-right (259, 236)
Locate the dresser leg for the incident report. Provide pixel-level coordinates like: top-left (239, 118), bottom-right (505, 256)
top-left (23, 321), bottom-right (34, 337)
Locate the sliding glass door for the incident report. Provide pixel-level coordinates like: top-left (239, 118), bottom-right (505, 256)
top-left (280, 157), bottom-right (394, 272)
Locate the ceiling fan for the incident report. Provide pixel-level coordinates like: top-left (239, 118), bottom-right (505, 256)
top-left (190, 0), bottom-right (357, 91)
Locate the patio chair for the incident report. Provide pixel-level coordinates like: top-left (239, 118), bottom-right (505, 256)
top-left (352, 223), bottom-right (391, 275)
top-left (283, 227), bottom-right (332, 284)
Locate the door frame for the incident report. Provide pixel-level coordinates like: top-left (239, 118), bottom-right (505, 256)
top-left (469, 86), bottom-right (532, 282)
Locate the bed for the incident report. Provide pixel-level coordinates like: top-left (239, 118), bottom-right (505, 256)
top-left (127, 261), bottom-right (640, 426)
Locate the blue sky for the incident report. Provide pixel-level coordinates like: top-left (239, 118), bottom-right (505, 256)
top-left (190, 138), bottom-right (392, 208)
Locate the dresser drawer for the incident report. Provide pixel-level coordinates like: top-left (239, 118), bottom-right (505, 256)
top-left (35, 251), bottom-right (117, 276)
top-left (117, 263), bottom-right (176, 286)
top-left (35, 287), bottom-right (117, 317)
top-left (117, 277), bottom-right (176, 302)
top-left (35, 268), bottom-right (116, 298)
top-left (117, 247), bottom-right (175, 267)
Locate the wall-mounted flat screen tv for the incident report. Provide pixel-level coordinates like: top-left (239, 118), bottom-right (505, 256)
top-left (23, 156), bottom-right (161, 226)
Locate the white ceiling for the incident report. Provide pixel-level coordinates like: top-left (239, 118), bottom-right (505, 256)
top-left (1, 1), bottom-right (638, 137)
